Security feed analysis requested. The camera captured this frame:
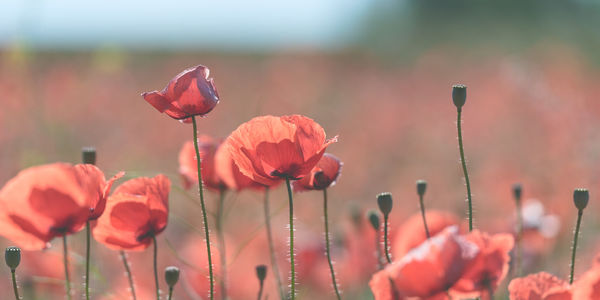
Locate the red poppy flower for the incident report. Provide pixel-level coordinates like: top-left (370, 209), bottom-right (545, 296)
top-left (0, 163), bottom-right (121, 250)
top-left (369, 226), bottom-right (478, 299)
top-left (508, 272), bottom-right (572, 300)
top-left (450, 230), bottom-right (514, 299)
top-left (292, 153), bottom-right (342, 192)
top-left (392, 210), bottom-right (461, 258)
top-left (214, 140), bottom-right (265, 191)
top-left (224, 115), bottom-right (337, 186)
top-left (179, 136), bottom-right (226, 191)
top-left (93, 175), bottom-right (171, 251)
top-left (141, 65), bottom-right (219, 120)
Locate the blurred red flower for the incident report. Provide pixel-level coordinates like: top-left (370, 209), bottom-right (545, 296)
top-left (0, 163), bottom-right (121, 250)
top-left (451, 230), bottom-right (514, 299)
top-left (141, 65), bottom-right (219, 120)
top-left (392, 210), bottom-right (462, 259)
top-left (369, 226), bottom-right (478, 299)
top-left (292, 153), bottom-right (342, 192)
top-left (508, 272), bottom-right (572, 300)
top-left (214, 139), bottom-right (266, 191)
top-left (572, 254), bottom-right (600, 299)
top-left (93, 175), bottom-right (171, 251)
top-left (224, 115), bottom-right (337, 186)
top-left (179, 136), bottom-right (226, 191)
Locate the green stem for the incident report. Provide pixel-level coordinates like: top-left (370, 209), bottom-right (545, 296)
top-left (120, 251), bottom-right (137, 300)
top-left (323, 189), bottom-right (341, 300)
top-left (191, 116), bottom-right (215, 300)
top-left (62, 235), bottom-right (72, 300)
top-left (153, 236), bottom-right (159, 300)
top-left (263, 188), bottom-right (285, 300)
top-left (418, 194), bottom-right (430, 239)
top-left (257, 280), bottom-right (264, 300)
top-left (285, 177), bottom-right (296, 300)
top-left (85, 221), bottom-right (91, 300)
top-left (11, 270), bottom-right (20, 300)
top-left (457, 109), bottom-right (473, 231)
top-left (216, 187), bottom-right (228, 299)
top-left (570, 210), bottom-right (583, 284)
top-left (515, 199), bottom-right (523, 277)
top-left (383, 215), bottom-right (392, 264)
top-left (168, 287), bottom-right (174, 300)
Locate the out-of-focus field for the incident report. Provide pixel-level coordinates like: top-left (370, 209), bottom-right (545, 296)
top-left (2, 43), bottom-right (600, 298)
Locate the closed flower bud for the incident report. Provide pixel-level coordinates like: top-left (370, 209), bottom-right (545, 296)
top-left (416, 180), bottom-right (427, 197)
top-left (164, 266), bottom-right (180, 287)
top-left (377, 192), bottom-right (393, 216)
top-left (573, 188), bottom-right (589, 210)
top-left (82, 147), bottom-right (97, 165)
top-left (5, 247), bottom-right (21, 270)
top-left (452, 84), bottom-right (467, 110)
top-left (513, 183), bottom-right (522, 202)
top-left (367, 210), bottom-right (380, 231)
top-left (255, 265), bottom-right (267, 282)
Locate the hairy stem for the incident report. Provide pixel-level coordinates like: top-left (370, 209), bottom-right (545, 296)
top-left (383, 215), bottom-right (392, 264)
top-left (457, 109), bottom-right (473, 231)
top-left (285, 177), bottom-right (296, 300)
top-left (11, 270), bottom-right (20, 300)
top-left (192, 116), bottom-right (215, 300)
top-left (62, 235), bottom-right (72, 300)
top-left (570, 210), bottom-right (583, 284)
top-left (418, 194), bottom-right (430, 239)
top-left (85, 221), bottom-right (91, 300)
top-left (153, 236), bottom-right (159, 300)
top-left (263, 187), bottom-right (285, 300)
top-left (216, 187), bottom-right (228, 299)
top-left (120, 251), bottom-right (137, 300)
top-left (323, 189), bottom-right (342, 299)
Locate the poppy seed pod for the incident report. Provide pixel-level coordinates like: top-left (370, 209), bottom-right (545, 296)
top-left (5, 246), bottom-right (20, 270)
top-left (416, 180), bottom-right (427, 197)
top-left (82, 147), bottom-right (97, 165)
top-left (164, 266), bottom-right (180, 287)
top-left (367, 210), bottom-right (380, 231)
top-left (452, 84), bottom-right (467, 110)
top-left (513, 183), bottom-right (522, 202)
top-left (377, 192), bottom-right (393, 216)
top-left (255, 265), bottom-right (267, 282)
top-left (573, 188), bottom-right (589, 210)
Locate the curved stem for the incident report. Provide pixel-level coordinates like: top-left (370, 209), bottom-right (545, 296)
top-left (216, 187), bottom-right (228, 299)
top-left (120, 251), bottom-right (137, 300)
top-left (418, 194), bottom-right (430, 239)
top-left (153, 235), bottom-right (160, 300)
top-left (570, 210), bottom-right (583, 284)
top-left (257, 280), bottom-right (264, 300)
top-left (285, 177), bottom-right (296, 300)
top-left (62, 235), bottom-right (72, 300)
top-left (323, 189), bottom-right (342, 300)
top-left (85, 221), bottom-right (91, 300)
top-left (457, 109), bottom-right (473, 231)
top-left (11, 270), bottom-right (20, 300)
top-left (383, 215), bottom-right (392, 264)
top-left (263, 187), bottom-right (285, 300)
top-left (191, 116), bottom-right (215, 300)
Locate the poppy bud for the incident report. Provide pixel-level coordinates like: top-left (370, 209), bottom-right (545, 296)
top-left (5, 246), bottom-right (21, 270)
top-left (82, 147), bottom-right (97, 165)
top-left (452, 84), bottom-right (467, 110)
top-left (164, 266), bottom-right (180, 287)
top-left (377, 192), bottom-right (393, 216)
top-left (513, 183), bottom-right (522, 202)
top-left (367, 210), bottom-right (380, 231)
top-left (573, 188), bottom-right (589, 211)
top-left (255, 265), bottom-right (267, 282)
top-left (416, 180), bottom-right (427, 197)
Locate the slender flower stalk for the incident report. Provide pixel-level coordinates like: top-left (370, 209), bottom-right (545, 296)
top-left (285, 177), bottom-right (296, 300)
top-left (256, 265), bottom-right (267, 300)
top-left (263, 187), bottom-right (285, 300)
top-left (323, 189), bottom-right (342, 299)
top-left (452, 84), bottom-right (473, 231)
top-left (416, 180), bottom-right (430, 238)
top-left (5, 247), bottom-right (21, 300)
top-left (377, 193), bottom-right (393, 264)
top-left (367, 211), bottom-right (383, 270)
top-left (120, 251), bottom-right (137, 300)
top-left (62, 235), bottom-right (72, 300)
top-left (153, 236), bottom-right (160, 300)
top-left (191, 115), bottom-right (215, 300)
top-left (512, 183), bottom-right (523, 276)
top-left (570, 188), bottom-right (589, 284)
top-left (82, 146), bottom-right (96, 300)
top-left (216, 187), bottom-right (228, 298)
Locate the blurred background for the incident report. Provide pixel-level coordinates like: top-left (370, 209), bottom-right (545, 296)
top-left (2, 0), bottom-right (600, 299)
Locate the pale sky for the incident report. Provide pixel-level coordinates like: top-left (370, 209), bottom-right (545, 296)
top-left (0, 0), bottom-right (373, 50)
